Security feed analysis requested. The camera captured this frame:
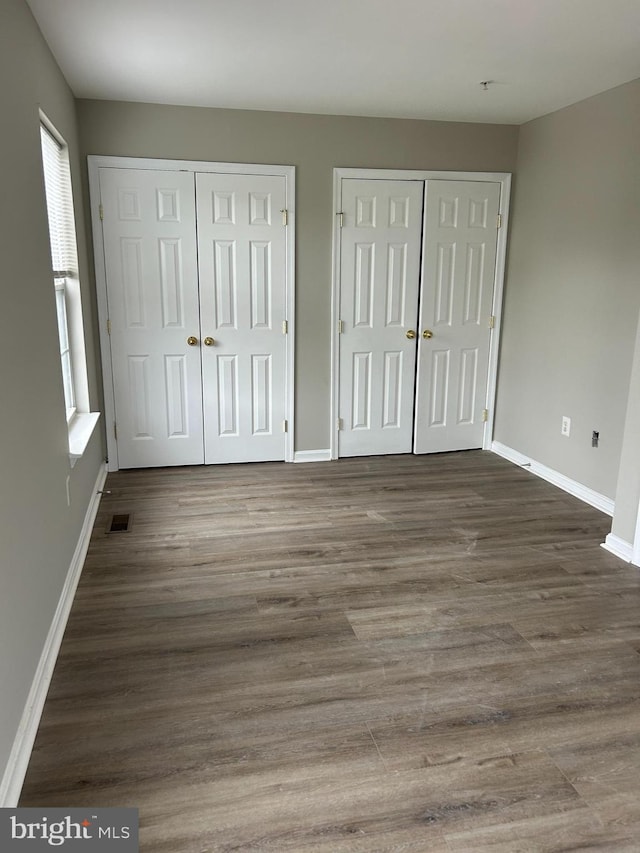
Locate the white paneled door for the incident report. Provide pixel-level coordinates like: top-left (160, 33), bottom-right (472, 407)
top-left (100, 168), bottom-right (204, 468)
top-left (337, 177), bottom-right (501, 458)
top-left (338, 179), bottom-right (425, 457)
top-left (99, 166), bottom-right (289, 468)
top-left (414, 181), bottom-right (501, 453)
top-left (196, 173), bottom-right (287, 464)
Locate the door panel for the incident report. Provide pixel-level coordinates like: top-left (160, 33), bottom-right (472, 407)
top-left (196, 173), bottom-right (287, 464)
top-left (338, 179), bottom-right (424, 457)
top-left (414, 180), bottom-right (500, 453)
top-left (100, 168), bottom-right (204, 468)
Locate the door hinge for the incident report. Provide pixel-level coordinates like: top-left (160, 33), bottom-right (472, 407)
top-left (489, 315), bottom-right (495, 330)
top-left (497, 213), bottom-right (502, 229)
top-left (282, 320), bottom-right (288, 335)
top-left (280, 209), bottom-right (288, 226)
top-left (107, 318), bottom-right (111, 335)
top-left (282, 419), bottom-right (288, 433)
top-left (482, 409), bottom-right (489, 423)
top-left (338, 319), bottom-right (344, 334)
top-left (99, 203), bottom-right (104, 221)
top-left (113, 421), bottom-right (118, 439)
top-left (336, 212), bottom-right (344, 228)
top-left (337, 417), bottom-right (343, 431)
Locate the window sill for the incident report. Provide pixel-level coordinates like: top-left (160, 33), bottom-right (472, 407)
top-left (68, 412), bottom-right (100, 467)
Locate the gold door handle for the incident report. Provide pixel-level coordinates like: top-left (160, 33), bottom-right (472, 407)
top-left (422, 329), bottom-right (434, 339)
top-left (203, 336), bottom-right (215, 347)
top-left (406, 329), bottom-right (416, 340)
top-left (187, 336), bottom-right (198, 346)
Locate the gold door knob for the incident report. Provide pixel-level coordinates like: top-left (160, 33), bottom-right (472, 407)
top-left (406, 329), bottom-right (416, 340)
top-left (422, 329), bottom-right (434, 339)
top-left (203, 336), bottom-right (215, 347)
top-left (187, 336), bottom-right (198, 346)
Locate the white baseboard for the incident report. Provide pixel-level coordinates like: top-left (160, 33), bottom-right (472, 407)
top-left (0, 462), bottom-right (107, 807)
top-left (601, 533), bottom-right (634, 562)
top-left (491, 441), bottom-right (615, 516)
top-left (293, 449), bottom-right (332, 463)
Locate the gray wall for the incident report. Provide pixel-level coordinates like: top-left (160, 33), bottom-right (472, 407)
top-left (0, 0), bottom-right (103, 785)
top-left (494, 79), bottom-right (640, 503)
top-left (76, 100), bottom-right (519, 451)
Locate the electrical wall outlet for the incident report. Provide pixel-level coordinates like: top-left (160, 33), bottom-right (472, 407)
top-left (561, 416), bottom-right (571, 437)
top-left (592, 430), bottom-right (599, 448)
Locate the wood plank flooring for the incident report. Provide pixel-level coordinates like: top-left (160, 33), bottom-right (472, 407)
top-left (19, 451), bottom-right (640, 851)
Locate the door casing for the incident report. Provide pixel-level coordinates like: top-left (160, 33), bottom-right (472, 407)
top-left (331, 168), bottom-right (511, 460)
top-left (88, 156), bottom-right (296, 472)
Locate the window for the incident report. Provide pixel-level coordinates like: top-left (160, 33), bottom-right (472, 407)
top-left (40, 116), bottom-right (99, 460)
top-left (55, 280), bottom-right (75, 418)
top-left (40, 121), bottom-right (79, 422)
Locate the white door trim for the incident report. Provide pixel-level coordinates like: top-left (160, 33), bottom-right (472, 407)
top-left (88, 156), bottom-right (296, 470)
top-left (633, 497), bottom-right (640, 568)
top-left (330, 167), bottom-right (511, 460)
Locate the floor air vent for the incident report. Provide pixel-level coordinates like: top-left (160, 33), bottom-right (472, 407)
top-left (107, 513), bottom-right (132, 533)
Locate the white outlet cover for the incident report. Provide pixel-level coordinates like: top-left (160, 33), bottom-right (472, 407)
top-left (561, 416), bottom-right (571, 437)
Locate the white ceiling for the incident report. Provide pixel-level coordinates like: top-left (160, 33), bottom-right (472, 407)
top-left (26, 0), bottom-right (640, 125)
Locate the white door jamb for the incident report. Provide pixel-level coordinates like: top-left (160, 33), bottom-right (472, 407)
top-left (633, 497), bottom-right (640, 568)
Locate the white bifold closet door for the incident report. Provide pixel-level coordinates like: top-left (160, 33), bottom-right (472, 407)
top-left (338, 179), bottom-right (425, 457)
top-left (338, 177), bottom-right (501, 457)
top-left (196, 173), bottom-right (287, 464)
top-left (99, 167), bottom-right (287, 468)
top-left (100, 168), bottom-right (204, 468)
top-left (414, 180), bottom-right (501, 453)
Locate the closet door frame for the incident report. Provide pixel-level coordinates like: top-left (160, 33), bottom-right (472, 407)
top-left (330, 167), bottom-right (511, 460)
top-left (88, 156), bottom-right (296, 471)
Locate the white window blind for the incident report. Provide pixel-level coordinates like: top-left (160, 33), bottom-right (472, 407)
top-left (40, 124), bottom-right (78, 278)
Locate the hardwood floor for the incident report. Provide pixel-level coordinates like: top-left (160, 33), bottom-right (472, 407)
top-left (19, 451), bottom-right (640, 851)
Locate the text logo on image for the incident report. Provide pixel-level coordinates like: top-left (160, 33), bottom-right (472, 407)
top-left (0, 808), bottom-right (138, 851)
